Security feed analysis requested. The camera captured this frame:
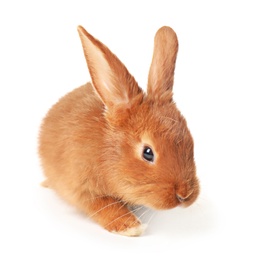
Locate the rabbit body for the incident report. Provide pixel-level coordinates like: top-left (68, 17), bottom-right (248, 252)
top-left (39, 26), bottom-right (200, 236)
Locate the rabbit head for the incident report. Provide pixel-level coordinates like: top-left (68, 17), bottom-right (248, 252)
top-left (77, 26), bottom-right (199, 210)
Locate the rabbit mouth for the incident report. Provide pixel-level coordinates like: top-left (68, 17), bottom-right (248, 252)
top-left (175, 189), bottom-right (199, 207)
top-left (144, 185), bottom-right (199, 210)
top-left (176, 190), bottom-right (194, 203)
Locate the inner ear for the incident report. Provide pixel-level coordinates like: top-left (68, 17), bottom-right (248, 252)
top-left (77, 26), bottom-right (142, 109)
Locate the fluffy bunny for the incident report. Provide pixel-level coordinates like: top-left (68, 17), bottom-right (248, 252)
top-left (38, 25), bottom-right (200, 236)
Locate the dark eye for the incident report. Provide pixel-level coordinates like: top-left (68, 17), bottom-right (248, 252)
top-left (142, 146), bottom-right (154, 162)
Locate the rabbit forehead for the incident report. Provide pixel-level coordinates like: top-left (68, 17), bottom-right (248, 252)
top-left (131, 106), bottom-right (193, 161)
top-left (130, 100), bottom-right (188, 140)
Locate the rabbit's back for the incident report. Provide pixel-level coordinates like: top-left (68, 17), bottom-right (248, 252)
top-left (38, 83), bottom-right (105, 196)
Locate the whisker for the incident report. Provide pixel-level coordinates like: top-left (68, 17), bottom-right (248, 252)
top-left (116, 206), bottom-right (145, 233)
top-left (88, 200), bottom-right (122, 219)
top-left (146, 210), bottom-right (157, 226)
top-left (82, 195), bottom-right (108, 202)
top-left (104, 209), bottom-right (133, 230)
top-left (118, 200), bottom-right (128, 210)
top-left (137, 207), bottom-right (151, 222)
top-left (105, 203), bottom-right (138, 231)
top-left (131, 205), bottom-right (145, 216)
top-left (105, 205), bottom-right (144, 231)
top-left (118, 207), bottom-right (148, 233)
top-left (160, 116), bottom-right (178, 123)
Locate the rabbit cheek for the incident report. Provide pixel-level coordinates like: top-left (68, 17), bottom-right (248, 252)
top-left (149, 194), bottom-right (180, 210)
top-left (141, 183), bottom-right (180, 210)
top-left (145, 175), bottom-right (199, 210)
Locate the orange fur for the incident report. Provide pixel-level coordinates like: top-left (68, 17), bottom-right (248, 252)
top-left (38, 25), bottom-right (200, 236)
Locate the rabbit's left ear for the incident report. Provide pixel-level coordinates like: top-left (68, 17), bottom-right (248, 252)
top-left (77, 26), bottom-right (141, 109)
top-left (147, 26), bottom-right (178, 98)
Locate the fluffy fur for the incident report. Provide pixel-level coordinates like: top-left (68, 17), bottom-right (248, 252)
top-left (38, 25), bottom-right (200, 236)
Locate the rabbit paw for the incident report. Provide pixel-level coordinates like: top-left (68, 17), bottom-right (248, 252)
top-left (112, 224), bottom-right (147, 237)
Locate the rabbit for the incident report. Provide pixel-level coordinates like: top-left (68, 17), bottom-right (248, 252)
top-left (38, 25), bottom-right (200, 237)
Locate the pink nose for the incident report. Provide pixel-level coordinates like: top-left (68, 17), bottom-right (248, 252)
top-left (176, 194), bottom-right (186, 203)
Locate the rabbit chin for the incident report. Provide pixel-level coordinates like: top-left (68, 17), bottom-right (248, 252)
top-left (128, 195), bottom-right (179, 211)
top-left (149, 201), bottom-right (180, 211)
top-left (138, 190), bottom-right (199, 211)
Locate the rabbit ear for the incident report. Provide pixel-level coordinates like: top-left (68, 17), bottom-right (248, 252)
top-left (77, 26), bottom-right (141, 109)
top-left (147, 26), bottom-right (178, 98)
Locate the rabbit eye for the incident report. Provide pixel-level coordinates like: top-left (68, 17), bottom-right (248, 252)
top-left (142, 146), bottom-right (154, 162)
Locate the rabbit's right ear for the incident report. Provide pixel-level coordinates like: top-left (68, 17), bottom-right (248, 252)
top-left (77, 26), bottom-right (142, 109)
top-left (147, 26), bottom-right (178, 99)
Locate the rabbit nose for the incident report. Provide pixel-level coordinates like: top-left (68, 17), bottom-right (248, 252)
top-left (176, 190), bottom-right (194, 203)
top-left (176, 194), bottom-right (186, 203)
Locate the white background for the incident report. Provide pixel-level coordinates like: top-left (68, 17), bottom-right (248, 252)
top-left (1, 0), bottom-right (257, 259)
